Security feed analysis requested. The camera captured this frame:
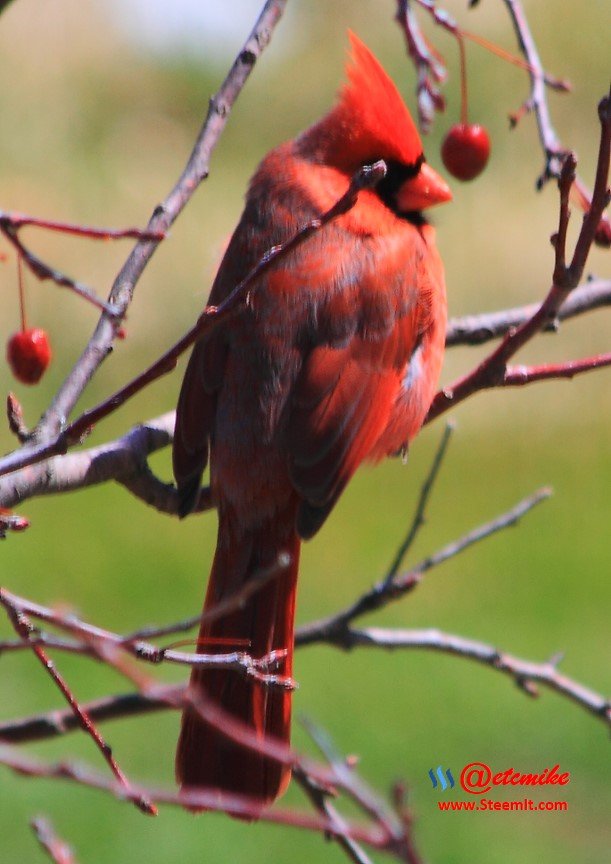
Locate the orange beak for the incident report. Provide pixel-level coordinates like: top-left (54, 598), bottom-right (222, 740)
top-left (396, 162), bottom-right (452, 212)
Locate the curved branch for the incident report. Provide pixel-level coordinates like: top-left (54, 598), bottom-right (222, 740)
top-left (32, 0), bottom-right (287, 443)
top-left (445, 278), bottom-right (611, 346)
top-left (322, 626), bottom-right (611, 728)
top-left (296, 488), bottom-right (550, 648)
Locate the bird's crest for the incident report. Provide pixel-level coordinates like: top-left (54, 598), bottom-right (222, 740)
top-left (300, 32), bottom-right (424, 172)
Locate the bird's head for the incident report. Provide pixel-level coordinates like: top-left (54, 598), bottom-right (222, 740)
top-left (297, 33), bottom-right (451, 215)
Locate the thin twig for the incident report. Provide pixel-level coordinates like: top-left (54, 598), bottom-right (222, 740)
top-left (0, 211), bottom-right (165, 241)
top-left (294, 768), bottom-right (377, 864)
top-left (395, 0), bottom-right (446, 131)
top-left (502, 0), bottom-right (569, 187)
top-left (301, 718), bottom-right (422, 864)
top-left (0, 211), bottom-right (166, 316)
top-left (427, 93), bottom-right (610, 425)
top-left (0, 746), bottom-right (392, 850)
top-left (445, 278), bottom-right (611, 346)
top-left (0, 217), bottom-right (119, 316)
top-left (0, 593), bottom-right (157, 816)
top-left (384, 422), bottom-right (454, 585)
top-left (339, 627), bottom-right (611, 727)
top-left (0, 686), bottom-right (184, 743)
top-left (0, 160), bottom-right (386, 483)
top-left (296, 487), bottom-right (551, 647)
top-left (31, 817), bottom-right (79, 864)
top-left (0, 587), bottom-right (294, 686)
top-left (31, 0), bottom-right (288, 444)
top-left (3, 609), bottom-right (609, 744)
top-left (503, 353), bottom-right (611, 387)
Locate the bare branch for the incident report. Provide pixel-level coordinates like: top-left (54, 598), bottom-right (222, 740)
top-left (395, 0), bottom-right (446, 131)
top-left (428, 95), bottom-right (610, 425)
top-left (3, 609), bottom-right (609, 746)
top-left (294, 768), bottom-right (377, 864)
top-left (31, 817), bottom-right (79, 864)
top-left (337, 626), bottom-right (611, 728)
top-left (0, 591), bottom-right (157, 816)
top-left (445, 278), bottom-right (611, 346)
top-left (502, 0), bottom-right (571, 187)
top-left (296, 488), bottom-right (550, 648)
top-left (384, 422), bottom-right (454, 585)
top-left (30, 0), bottom-right (288, 444)
top-left (0, 587), bottom-right (294, 686)
top-left (0, 413), bottom-right (173, 509)
top-left (503, 352), bottom-right (611, 386)
top-left (0, 215), bottom-right (120, 317)
top-left (0, 687), bottom-right (183, 743)
top-left (0, 746), bottom-right (391, 849)
top-left (0, 211), bottom-right (165, 316)
top-left (300, 718), bottom-right (422, 864)
top-left (0, 160), bottom-right (386, 484)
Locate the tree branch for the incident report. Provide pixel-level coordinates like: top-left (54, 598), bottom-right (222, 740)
top-left (31, 817), bottom-right (79, 864)
top-left (0, 745), bottom-right (393, 850)
top-left (0, 586), bottom-right (294, 686)
top-left (428, 92), bottom-right (610, 424)
top-left (29, 0), bottom-right (287, 444)
top-left (445, 278), bottom-right (611, 346)
top-left (327, 626), bottom-right (611, 728)
top-left (296, 487), bottom-right (550, 648)
top-left (0, 160), bottom-right (386, 484)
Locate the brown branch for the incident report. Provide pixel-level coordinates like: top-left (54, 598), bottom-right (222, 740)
top-left (445, 278), bottom-right (611, 346)
top-left (0, 686), bottom-right (184, 744)
top-left (0, 215), bottom-right (119, 317)
top-left (294, 768), bottom-right (377, 864)
top-left (428, 94), bottom-right (610, 424)
top-left (503, 352), bottom-right (611, 386)
top-left (0, 160), bottom-right (386, 484)
top-left (384, 422), bottom-right (454, 584)
top-left (501, 0), bottom-right (569, 187)
top-left (0, 745), bottom-right (393, 850)
top-left (395, 0), bottom-right (447, 132)
top-left (1, 271), bottom-right (608, 517)
top-left (0, 585), bottom-right (294, 686)
top-left (0, 413), bottom-right (175, 510)
top-left (0, 592), bottom-right (157, 816)
top-left (300, 718), bottom-right (422, 864)
top-left (334, 627), bottom-right (611, 728)
top-left (28, 0), bottom-right (287, 446)
top-left (503, 0), bottom-right (611, 249)
top-left (0, 211), bottom-right (166, 316)
top-left (4, 608), bottom-right (609, 745)
top-left (31, 817), bottom-right (79, 864)
top-left (296, 487), bottom-right (550, 648)
top-left (0, 211), bottom-right (165, 241)
top-left (396, 0), bottom-right (569, 133)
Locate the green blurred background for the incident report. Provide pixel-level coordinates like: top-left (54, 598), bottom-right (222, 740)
top-left (0, 1), bottom-right (609, 861)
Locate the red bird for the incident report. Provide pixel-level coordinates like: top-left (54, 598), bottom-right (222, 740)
top-left (173, 33), bottom-right (451, 806)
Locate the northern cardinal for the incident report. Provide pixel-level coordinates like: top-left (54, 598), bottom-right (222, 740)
top-left (173, 33), bottom-right (451, 806)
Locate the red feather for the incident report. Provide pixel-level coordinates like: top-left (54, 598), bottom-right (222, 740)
top-left (173, 33), bottom-right (450, 808)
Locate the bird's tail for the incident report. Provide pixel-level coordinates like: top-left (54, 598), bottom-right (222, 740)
top-left (175, 508), bottom-right (300, 806)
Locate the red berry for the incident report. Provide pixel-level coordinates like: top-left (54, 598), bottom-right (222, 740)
top-left (441, 123), bottom-right (490, 181)
top-left (7, 328), bottom-right (52, 385)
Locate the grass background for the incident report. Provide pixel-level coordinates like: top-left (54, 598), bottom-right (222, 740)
top-left (0, 1), bottom-right (609, 862)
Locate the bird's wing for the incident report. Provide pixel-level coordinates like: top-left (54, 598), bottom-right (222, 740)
top-left (288, 304), bottom-right (421, 539)
top-left (173, 332), bottom-right (227, 516)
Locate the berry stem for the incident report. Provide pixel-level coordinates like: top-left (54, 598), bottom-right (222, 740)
top-left (457, 33), bottom-right (468, 126)
top-left (460, 27), bottom-right (570, 91)
top-left (16, 253), bottom-right (28, 333)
